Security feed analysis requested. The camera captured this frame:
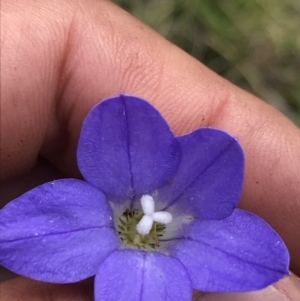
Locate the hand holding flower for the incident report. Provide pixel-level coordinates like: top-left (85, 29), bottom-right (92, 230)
top-left (1, 1), bottom-right (300, 300)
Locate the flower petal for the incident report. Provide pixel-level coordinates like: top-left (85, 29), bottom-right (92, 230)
top-left (0, 179), bottom-right (120, 283)
top-left (166, 209), bottom-right (289, 292)
top-left (77, 94), bottom-right (180, 203)
top-left (156, 128), bottom-right (244, 219)
top-left (94, 250), bottom-right (192, 301)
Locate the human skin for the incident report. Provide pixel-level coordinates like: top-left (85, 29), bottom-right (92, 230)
top-left (1, 0), bottom-right (300, 300)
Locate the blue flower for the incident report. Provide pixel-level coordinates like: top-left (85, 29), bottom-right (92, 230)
top-left (0, 94), bottom-right (289, 301)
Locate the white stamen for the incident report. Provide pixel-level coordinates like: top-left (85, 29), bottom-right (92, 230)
top-left (136, 194), bottom-right (173, 236)
top-left (136, 215), bottom-right (153, 235)
top-left (140, 195), bottom-right (155, 215)
top-left (152, 212), bottom-right (173, 224)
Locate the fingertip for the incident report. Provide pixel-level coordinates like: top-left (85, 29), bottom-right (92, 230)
top-left (0, 277), bottom-right (94, 301)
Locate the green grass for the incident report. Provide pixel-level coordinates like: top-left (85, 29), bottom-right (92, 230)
top-left (113, 0), bottom-right (300, 126)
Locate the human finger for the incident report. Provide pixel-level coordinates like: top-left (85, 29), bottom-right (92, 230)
top-left (1, 274), bottom-right (300, 301)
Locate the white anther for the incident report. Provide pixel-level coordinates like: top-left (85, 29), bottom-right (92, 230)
top-left (136, 195), bottom-right (173, 236)
top-left (152, 212), bottom-right (173, 224)
top-left (140, 195), bottom-right (155, 215)
top-left (136, 215), bottom-right (153, 235)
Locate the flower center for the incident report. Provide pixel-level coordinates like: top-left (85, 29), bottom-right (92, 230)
top-left (116, 195), bottom-right (173, 250)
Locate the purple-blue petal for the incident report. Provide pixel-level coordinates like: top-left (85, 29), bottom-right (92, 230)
top-left (94, 250), bottom-right (192, 301)
top-left (156, 128), bottom-right (244, 219)
top-left (77, 94), bottom-right (180, 204)
top-left (0, 179), bottom-right (120, 283)
top-left (166, 209), bottom-right (289, 292)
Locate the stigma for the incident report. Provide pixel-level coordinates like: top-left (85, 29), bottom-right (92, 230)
top-left (136, 195), bottom-right (173, 235)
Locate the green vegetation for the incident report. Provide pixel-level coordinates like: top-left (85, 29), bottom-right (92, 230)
top-left (113, 0), bottom-right (300, 126)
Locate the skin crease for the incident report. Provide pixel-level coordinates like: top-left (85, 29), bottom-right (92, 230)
top-left (1, 0), bottom-right (300, 300)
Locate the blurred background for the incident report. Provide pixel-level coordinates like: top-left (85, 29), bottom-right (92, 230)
top-left (113, 0), bottom-right (300, 127)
